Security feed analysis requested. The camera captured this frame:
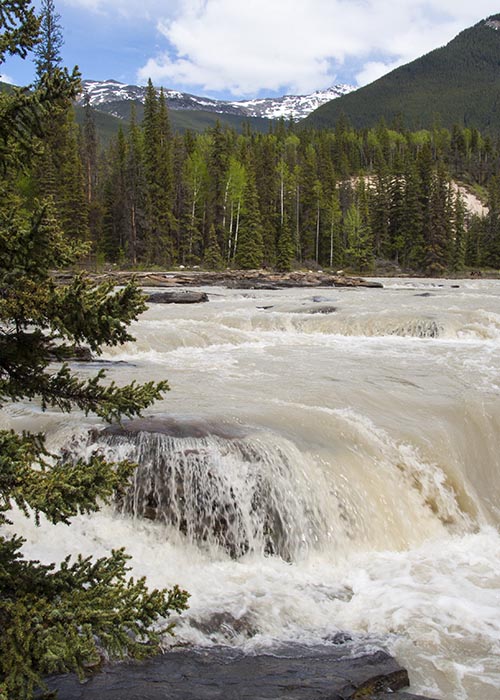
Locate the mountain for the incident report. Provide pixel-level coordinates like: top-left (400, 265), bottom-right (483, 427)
top-left (78, 79), bottom-right (354, 122)
top-left (304, 15), bottom-right (500, 133)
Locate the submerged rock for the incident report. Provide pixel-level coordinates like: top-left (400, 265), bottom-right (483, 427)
top-left (100, 416), bottom-right (247, 440)
top-left (308, 304), bottom-right (337, 314)
top-left (45, 643), bottom-right (437, 700)
top-left (147, 290), bottom-right (209, 303)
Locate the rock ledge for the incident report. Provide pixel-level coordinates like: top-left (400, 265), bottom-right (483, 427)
top-left (54, 269), bottom-right (383, 290)
top-left (45, 644), bottom-right (436, 700)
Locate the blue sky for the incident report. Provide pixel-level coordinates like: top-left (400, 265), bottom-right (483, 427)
top-left (2, 1), bottom-right (500, 99)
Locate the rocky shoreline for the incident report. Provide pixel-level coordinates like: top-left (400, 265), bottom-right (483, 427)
top-left (45, 643), bottom-right (436, 700)
top-left (54, 269), bottom-right (384, 290)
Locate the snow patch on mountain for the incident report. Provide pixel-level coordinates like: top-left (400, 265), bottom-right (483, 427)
top-left (232, 85), bottom-right (354, 120)
top-left (79, 80), bottom-right (355, 121)
top-left (485, 19), bottom-right (500, 31)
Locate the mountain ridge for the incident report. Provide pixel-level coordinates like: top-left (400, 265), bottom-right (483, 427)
top-left (304, 15), bottom-right (500, 133)
top-left (78, 79), bottom-right (355, 122)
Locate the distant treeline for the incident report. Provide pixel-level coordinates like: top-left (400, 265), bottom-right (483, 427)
top-left (28, 82), bottom-right (500, 274)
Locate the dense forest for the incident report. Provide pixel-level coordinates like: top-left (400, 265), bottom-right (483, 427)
top-left (26, 81), bottom-right (500, 276)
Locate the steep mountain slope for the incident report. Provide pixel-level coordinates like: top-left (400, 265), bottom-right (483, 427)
top-left (79, 80), bottom-right (354, 122)
top-left (305, 16), bottom-right (500, 132)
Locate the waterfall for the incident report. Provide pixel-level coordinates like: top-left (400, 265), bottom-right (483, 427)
top-left (85, 421), bottom-right (332, 560)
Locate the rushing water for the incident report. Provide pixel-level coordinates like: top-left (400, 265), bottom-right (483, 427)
top-left (2, 278), bottom-right (500, 699)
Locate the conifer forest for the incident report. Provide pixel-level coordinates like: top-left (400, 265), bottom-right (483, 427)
top-left (34, 81), bottom-right (500, 276)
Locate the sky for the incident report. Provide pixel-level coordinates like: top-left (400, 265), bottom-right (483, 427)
top-left (2, 0), bottom-right (500, 99)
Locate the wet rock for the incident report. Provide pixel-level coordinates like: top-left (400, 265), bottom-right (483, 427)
top-left (147, 290), bottom-right (209, 303)
top-left (308, 305), bottom-right (337, 314)
top-left (48, 345), bottom-right (93, 362)
top-left (44, 644), bottom-right (429, 700)
top-left (375, 694), bottom-right (439, 700)
top-left (189, 611), bottom-right (258, 641)
top-left (99, 416), bottom-right (248, 440)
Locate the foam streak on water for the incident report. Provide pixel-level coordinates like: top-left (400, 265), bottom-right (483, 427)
top-left (2, 278), bottom-right (500, 699)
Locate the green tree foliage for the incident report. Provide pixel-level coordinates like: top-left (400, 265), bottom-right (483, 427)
top-left (234, 170), bottom-right (264, 269)
top-left (203, 223), bottom-right (224, 269)
top-left (344, 182), bottom-right (374, 273)
top-left (0, 1), bottom-right (39, 63)
top-left (80, 93), bottom-right (102, 248)
top-left (143, 82), bottom-right (176, 265)
top-left (275, 212), bottom-right (294, 272)
top-left (0, 5), bottom-right (188, 698)
top-left (124, 107), bottom-right (148, 264)
top-left (483, 176), bottom-right (500, 268)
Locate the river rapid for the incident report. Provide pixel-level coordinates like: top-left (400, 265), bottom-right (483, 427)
top-left (2, 278), bottom-right (500, 699)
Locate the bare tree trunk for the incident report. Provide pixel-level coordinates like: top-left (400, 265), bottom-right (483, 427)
top-left (131, 204), bottom-right (137, 265)
top-left (222, 175), bottom-right (231, 233)
top-left (227, 200), bottom-right (234, 263)
top-left (330, 217), bottom-right (334, 268)
top-left (296, 185), bottom-right (301, 261)
top-left (280, 173), bottom-right (284, 227)
top-left (233, 199), bottom-right (241, 261)
top-left (316, 201), bottom-right (320, 263)
top-left (189, 180), bottom-right (198, 258)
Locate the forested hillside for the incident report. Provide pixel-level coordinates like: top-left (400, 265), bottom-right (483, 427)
top-left (23, 79), bottom-right (500, 276)
top-left (75, 98), bottom-right (273, 137)
top-left (305, 15), bottom-right (500, 133)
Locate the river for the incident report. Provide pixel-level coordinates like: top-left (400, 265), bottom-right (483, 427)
top-left (2, 278), bottom-right (500, 699)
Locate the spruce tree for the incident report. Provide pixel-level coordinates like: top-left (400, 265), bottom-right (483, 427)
top-left (34, 0), bottom-right (63, 81)
top-left (0, 6), bottom-right (188, 698)
top-left (142, 80), bottom-right (175, 264)
top-left (451, 190), bottom-right (467, 272)
top-left (207, 121), bottom-right (230, 251)
top-left (401, 160), bottom-right (425, 270)
top-left (425, 162), bottom-right (453, 275)
top-left (101, 127), bottom-right (128, 261)
top-left (235, 171), bottom-right (264, 269)
top-left (327, 189), bottom-right (343, 269)
top-left (125, 106), bottom-right (148, 264)
top-left (275, 211), bottom-right (294, 272)
top-left (81, 93), bottom-right (101, 248)
top-left (203, 223), bottom-right (224, 269)
top-left (344, 182), bottom-right (374, 273)
top-left (483, 176), bottom-right (500, 268)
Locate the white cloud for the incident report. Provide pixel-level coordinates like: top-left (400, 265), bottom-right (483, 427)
top-left (0, 73), bottom-right (15, 85)
top-left (67, 0), bottom-right (500, 95)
